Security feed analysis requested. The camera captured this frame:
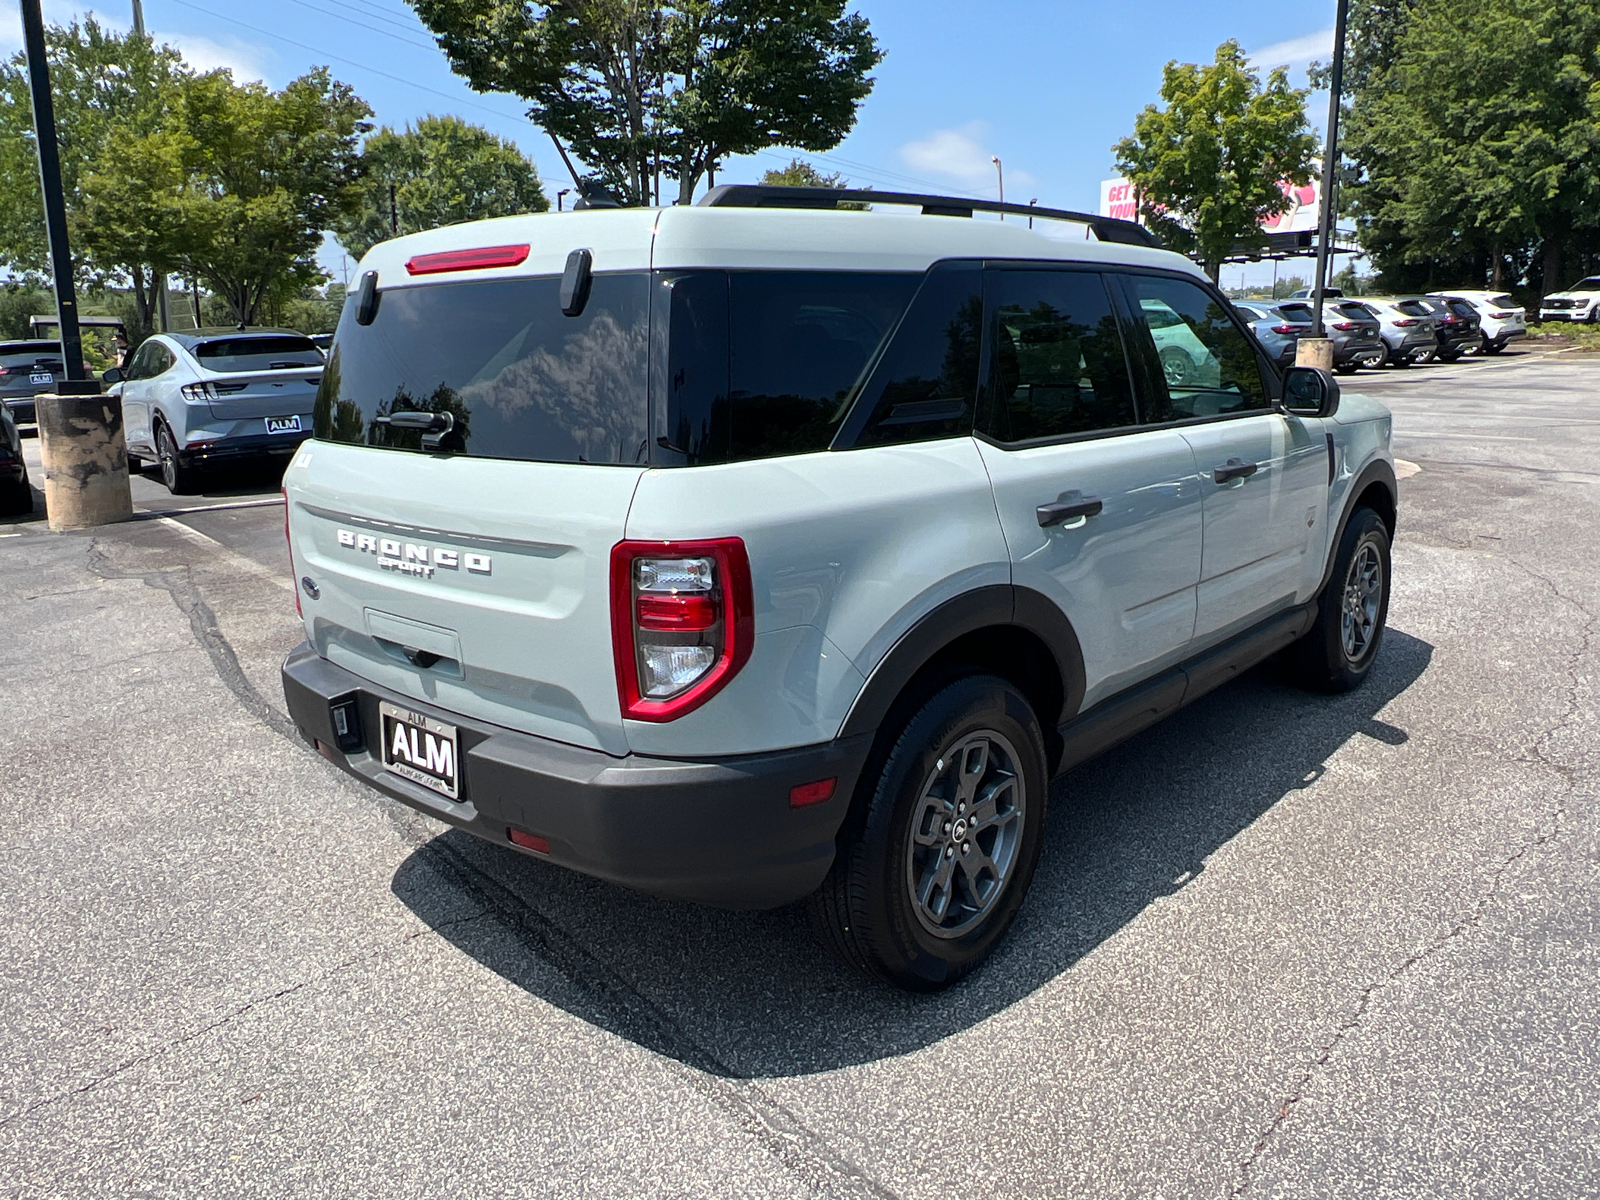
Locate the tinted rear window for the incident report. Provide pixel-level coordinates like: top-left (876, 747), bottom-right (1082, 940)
top-left (1395, 300), bottom-right (1431, 317)
top-left (316, 274), bottom-right (650, 465)
top-left (0, 352), bottom-right (63, 369)
top-left (656, 270), bottom-right (920, 464)
top-left (1488, 294), bottom-right (1516, 308)
top-left (198, 337), bottom-right (321, 373)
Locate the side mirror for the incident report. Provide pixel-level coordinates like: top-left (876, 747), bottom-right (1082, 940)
top-left (101, 367), bottom-right (124, 384)
top-left (1281, 365), bottom-right (1340, 418)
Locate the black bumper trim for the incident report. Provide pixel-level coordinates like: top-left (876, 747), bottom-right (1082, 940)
top-left (181, 432), bottom-right (310, 466)
top-left (281, 642), bottom-right (872, 909)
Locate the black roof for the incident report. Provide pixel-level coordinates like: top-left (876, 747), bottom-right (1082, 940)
top-left (165, 326), bottom-right (311, 350)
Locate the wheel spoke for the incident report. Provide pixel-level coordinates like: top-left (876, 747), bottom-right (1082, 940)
top-left (967, 773), bottom-right (1015, 834)
top-left (957, 846), bottom-right (999, 909)
top-left (955, 740), bottom-right (989, 805)
top-left (917, 851), bottom-right (956, 918)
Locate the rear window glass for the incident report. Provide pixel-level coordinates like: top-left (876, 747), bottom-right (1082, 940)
top-left (1395, 300), bottom-right (1430, 317)
top-left (0, 351), bottom-right (63, 369)
top-left (1488, 294), bottom-right (1516, 308)
top-left (1277, 303), bottom-right (1313, 322)
top-left (316, 274), bottom-right (650, 465)
top-left (198, 337), bottom-right (322, 373)
top-left (1334, 303), bottom-right (1374, 321)
top-left (656, 270), bottom-right (920, 464)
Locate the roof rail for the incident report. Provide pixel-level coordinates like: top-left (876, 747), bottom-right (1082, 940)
top-left (698, 184), bottom-right (1162, 249)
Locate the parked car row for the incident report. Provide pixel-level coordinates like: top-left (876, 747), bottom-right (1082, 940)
top-left (1233, 289), bottom-right (1527, 372)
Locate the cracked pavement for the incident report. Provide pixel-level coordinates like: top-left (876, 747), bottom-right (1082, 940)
top-left (1, 351), bottom-right (1596, 1198)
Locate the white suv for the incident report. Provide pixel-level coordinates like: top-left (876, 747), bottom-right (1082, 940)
top-left (1539, 276), bottom-right (1600, 324)
top-left (281, 188), bottom-right (1398, 989)
top-left (1430, 289), bottom-right (1527, 354)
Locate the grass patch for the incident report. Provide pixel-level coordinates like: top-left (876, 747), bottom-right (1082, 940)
top-left (1528, 322), bottom-right (1600, 352)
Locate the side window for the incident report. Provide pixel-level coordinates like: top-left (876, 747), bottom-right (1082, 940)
top-left (125, 343), bottom-right (155, 381)
top-left (1123, 274), bottom-right (1270, 422)
top-left (151, 345), bottom-right (176, 376)
top-left (978, 269), bottom-right (1136, 444)
top-left (847, 261), bottom-right (985, 448)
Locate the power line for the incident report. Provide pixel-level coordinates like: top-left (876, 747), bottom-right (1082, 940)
top-left (275, 0), bottom-right (436, 51)
top-left (163, 0), bottom-right (530, 126)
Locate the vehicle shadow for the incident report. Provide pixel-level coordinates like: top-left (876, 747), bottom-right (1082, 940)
top-left (391, 628), bottom-right (1433, 1079)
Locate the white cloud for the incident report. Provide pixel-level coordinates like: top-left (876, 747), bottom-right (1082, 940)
top-left (899, 122), bottom-right (1036, 197)
top-left (0, 8), bottom-right (270, 84)
top-left (166, 33), bottom-right (270, 83)
top-left (1249, 28), bottom-right (1335, 69)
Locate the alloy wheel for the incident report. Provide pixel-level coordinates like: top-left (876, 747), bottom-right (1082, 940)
top-left (1341, 540), bottom-right (1383, 662)
top-left (904, 729), bottom-right (1026, 939)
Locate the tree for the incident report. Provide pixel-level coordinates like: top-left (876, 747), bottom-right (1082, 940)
top-left (1341, 0), bottom-right (1600, 296)
top-left (155, 68), bottom-right (370, 324)
top-left (0, 20), bottom-right (190, 338)
top-left (758, 155), bottom-right (867, 207)
top-left (406, 0), bottom-right (881, 206)
top-left (1113, 40), bottom-right (1317, 282)
top-left (336, 116), bottom-right (548, 260)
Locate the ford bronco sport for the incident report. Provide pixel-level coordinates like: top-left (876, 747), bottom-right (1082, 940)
top-left (282, 187), bottom-right (1397, 990)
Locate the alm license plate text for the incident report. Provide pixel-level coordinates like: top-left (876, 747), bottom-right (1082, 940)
top-left (379, 702), bottom-right (459, 799)
top-left (265, 414), bottom-right (303, 435)
top-left (29, 372), bottom-right (52, 385)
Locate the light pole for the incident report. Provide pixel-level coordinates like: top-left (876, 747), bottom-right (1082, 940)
top-left (1028, 198), bottom-right (1037, 229)
top-left (991, 156), bottom-right (1004, 220)
top-left (558, 188), bottom-right (570, 212)
top-left (1311, 0), bottom-right (1350, 339)
top-left (21, 0), bottom-right (133, 528)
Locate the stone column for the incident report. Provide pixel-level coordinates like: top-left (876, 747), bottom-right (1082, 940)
top-left (35, 392), bottom-right (134, 531)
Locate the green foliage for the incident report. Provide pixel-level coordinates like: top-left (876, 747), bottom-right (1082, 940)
top-left (0, 283), bottom-right (53, 341)
top-left (406, 0), bottom-right (881, 206)
top-left (757, 156), bottom-right (867, 208)
top-left (1342, 0), bottom-right (1600, 294)
top-left (1114, 41), bottom-right (1317, 281)
top-left (336, 115), bottom-right (548, 260)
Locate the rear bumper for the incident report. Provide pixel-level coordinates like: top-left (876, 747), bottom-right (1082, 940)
top-left (281, 642), bottom-right (871, 909)
top-left (2, 397), bottom-right (36, 425)
top-left (182, 431), bottom-right (309, 466)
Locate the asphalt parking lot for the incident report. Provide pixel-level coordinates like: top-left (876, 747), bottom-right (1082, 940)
top-left (2, 347), bottom-right (1596, 1199)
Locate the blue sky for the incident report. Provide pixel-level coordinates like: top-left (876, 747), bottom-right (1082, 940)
top-left (3, 1), bottom-right (1339, 286)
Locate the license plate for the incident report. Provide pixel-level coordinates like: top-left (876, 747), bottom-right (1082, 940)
top-left (29, 372), bottom-right (52, 385)
top-left (265, 414), bottom-right (303, 435)
top-left (379, 702), bottom-right (459, 799)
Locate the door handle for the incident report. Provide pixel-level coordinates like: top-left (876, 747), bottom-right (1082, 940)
top-left (1036, 495), bottom-right (1104, 527)
top-left (1212, 457), bottom-right (1259, 484)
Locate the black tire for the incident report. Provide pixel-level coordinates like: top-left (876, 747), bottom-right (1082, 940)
top-left (811, 674), bottom-right (1048, 991)
top-left (1388, 352), bottom-right (1411, 368)
top-left (1482, 339), bottom-right (1504, 356)
top-left (1333, 363), bottom-right (1358, 376)
top-left (156, 423), bottom-right (200, 495)
top-left (1285, 507), bottom-right (1391, 693)
top-left (1439, 346), bottom-right (1463, 363)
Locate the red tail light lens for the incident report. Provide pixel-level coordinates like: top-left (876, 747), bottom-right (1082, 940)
top-left (610, 538), bottom-right (753, 722)
top-left (1270, 324), bottom-right (1302, 334)
top-left (1489, 311), bottom-right (1515, 319)
top-left (1392, 318), bottom-right (1420, 327)
top-left (405, 244), bottom-right (531, 275)
top-left (283, 487), bottom-right (301, 617)
top-left (1331, 321), bottom-right (1356, 331)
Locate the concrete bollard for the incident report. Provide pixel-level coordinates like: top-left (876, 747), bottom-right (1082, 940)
top-left (1295, 337), bottom-right (1334, 370)
top-left (35, 392), bottom-right (134, 531)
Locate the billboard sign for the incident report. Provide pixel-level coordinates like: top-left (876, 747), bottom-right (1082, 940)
top-left (1099, 176), bottom-right (1322, 233)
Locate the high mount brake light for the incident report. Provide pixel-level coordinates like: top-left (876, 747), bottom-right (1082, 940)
top-left (405, 244), bottom-right (531, 276)
top-left (610, 538), bottom-right (753, 722)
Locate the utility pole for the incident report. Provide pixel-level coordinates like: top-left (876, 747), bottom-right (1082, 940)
top-left (389, 181), bottom-right (399, 237)
top-left (1311, 0), bottom-right (1349, 339)
top-left (22, 0), bottom-right (133, 529)
top-left (992, 156), bottom-right (1004, 220)
top-left (130, 0), bottom-right (144, 35)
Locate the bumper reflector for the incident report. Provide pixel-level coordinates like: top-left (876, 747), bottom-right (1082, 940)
top-left (508, 828), bottom-right (550, 854)
top-left (789, 778), bottom-right (837, 808)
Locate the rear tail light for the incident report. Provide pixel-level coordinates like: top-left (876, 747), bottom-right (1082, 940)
top-left (507, 828), bottom-right (550, 854)
top-left (1392, 318), bottom-right (1420, 327)
top-left (1331, 321), bottom-right (1356, 331)
top-left (610, 538), bottom-right (753, 722)
top-left (1490, 311), bottom-right (1515, 319)
top-left (283, 487), bottom-right (301, 617)
top-left (1270, 324), bottom-right (1302, 335)
top-left (181, 381), bottom-right (213, 401)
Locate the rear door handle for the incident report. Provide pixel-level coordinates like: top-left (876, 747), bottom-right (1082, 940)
top-left (1212, 457), bottom-right (1259, 484)
top-left (1036, 495), bottom-right (1104, 527)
